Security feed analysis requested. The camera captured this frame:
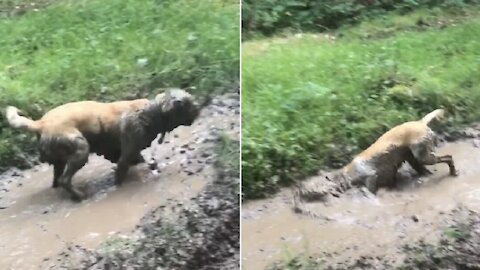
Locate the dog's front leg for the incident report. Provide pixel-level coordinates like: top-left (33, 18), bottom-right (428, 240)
top-left (115, 137), bottom-right (141, 185)
top-left (147, 132), bottom-right (167, 171)
top-left (115, 157), bottom-right (130, 185)
top-left (52, 161), bottom-right (66, 188)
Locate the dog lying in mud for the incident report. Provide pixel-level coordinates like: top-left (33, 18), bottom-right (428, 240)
top-left (294, 109), bottom-right (458, 215)
top-left (5, 89), bottom-right (200, 201)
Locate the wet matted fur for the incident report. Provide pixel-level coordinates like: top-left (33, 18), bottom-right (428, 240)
top-left (5, 89), bottom-right (199, 201)
top-left (294, 109), bottom-right (458, 214)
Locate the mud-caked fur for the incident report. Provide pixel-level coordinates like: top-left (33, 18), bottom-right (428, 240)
top-left (5, 89), bottom-right (199, 201)
top-left (115, 89), bottom-right (200, 185)
top-left (294, 109), bottom-right (457, 215)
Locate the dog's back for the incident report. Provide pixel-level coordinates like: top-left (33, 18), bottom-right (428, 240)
top-left (6, 98), bottom-right (150, 164)
top-left (355, 109), bottom-right (444, 161)
top-left (356, 121), bottom-right (430, 161)
top-left (32, 99), bottom-right (149, 136)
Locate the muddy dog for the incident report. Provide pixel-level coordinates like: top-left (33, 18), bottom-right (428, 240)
top-left (294, 109), bottom-right (457, 213)
top-left (5, 89), bottom-right (199, 201)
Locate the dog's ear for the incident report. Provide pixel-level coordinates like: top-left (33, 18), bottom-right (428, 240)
top-left (155, 92), bottom-right (166, 103)
top-left (184, 86), bottom-right (196, 93)
top-left (160, 90), bottom-right (176, 111)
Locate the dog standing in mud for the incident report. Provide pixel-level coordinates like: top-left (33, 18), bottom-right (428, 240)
top-left (295, 109), bottom-right (458, 212)
top-left (5, 89), bottom-right (200, 201)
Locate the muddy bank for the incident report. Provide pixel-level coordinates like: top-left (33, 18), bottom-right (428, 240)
top-left (0, 92), bottom-right (239, 269)
top-left (242, 124), bottom-right (480, 270)
top-left (268, 206), bottom-right (480, 270)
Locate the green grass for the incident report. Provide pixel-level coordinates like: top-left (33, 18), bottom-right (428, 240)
top-left (267, 256), bottom-right (322, 270)
top-left (242, 9), bottom-right (480, 199)
top-left (216, 133), bottom-right (240, 179)
top-left (0, 0), bottom-right (239, 170)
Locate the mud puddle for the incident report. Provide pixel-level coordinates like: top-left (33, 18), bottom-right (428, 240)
top-left (0, 92), bottom-right (240, 270)
top-left (242, 137), bottom-right (480, 269)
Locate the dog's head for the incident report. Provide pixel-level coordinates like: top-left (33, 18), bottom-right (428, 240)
top-left (155, 88), bottom-right (200, 127)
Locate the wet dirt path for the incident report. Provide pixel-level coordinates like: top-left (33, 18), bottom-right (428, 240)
top-left (0, 93), bottom-right (240, 270)
top-left (242, 135), bottom-right (480, 270)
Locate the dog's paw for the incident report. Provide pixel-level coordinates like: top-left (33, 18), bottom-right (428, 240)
top-left (114, 178), bottom-right (124, 186)
top-left (70, 190), bottom-right (85, 202)
top-left (71, 195), bottom-right (84, 202)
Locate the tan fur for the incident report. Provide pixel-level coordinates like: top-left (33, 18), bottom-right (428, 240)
top-left (5, 89), bottom-right (199, 201)
top-left (353, 109), bottom-right (445, 162)
top-left (294, 109), bottom-right (457, 215)
top-left (7, 99), bottom-right (149, 137)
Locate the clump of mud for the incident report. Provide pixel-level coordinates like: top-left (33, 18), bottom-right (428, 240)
top-left (41, 142), bottom-right (239, 270)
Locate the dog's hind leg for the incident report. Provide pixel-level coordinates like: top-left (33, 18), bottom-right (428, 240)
top-left (52, 161), bottom-right (66, 188)
top-left (411, 142), bottom-right (458, 176)
top-left (405, 150), bottom-right (432, 176)
top-left (435, 155), bottom-right (458, 176)
top-left (58, 136), bottom-right (89, 201)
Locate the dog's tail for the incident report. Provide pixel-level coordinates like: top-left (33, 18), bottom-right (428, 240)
top-left (5, 106), bottom-right (42, 133)
top-left (420, 109), bottom-right (445, 125)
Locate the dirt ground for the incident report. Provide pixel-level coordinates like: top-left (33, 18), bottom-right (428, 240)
top-left (41, 146), bottom-right (240, 270)
top-left (242, 123), bottom-right (480, 270)
top-left (0, 91), bottom-right (240, 269)
top-left (267, 205), bottom-right (480, 270)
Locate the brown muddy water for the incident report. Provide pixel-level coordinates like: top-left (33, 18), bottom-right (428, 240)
top-left (0, 156), bottom-right (207, 269)
top-left (242, 138), bottom-right (480, 270)
top-left (0, 93), bottom-right (240, 270)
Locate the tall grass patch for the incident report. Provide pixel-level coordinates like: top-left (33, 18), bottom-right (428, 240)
top-left (0, 0), bottom-right (239, 170)
top-left (242, 0), bottom-right (480, 38)
top-left (242, 19), bottom-right (480, 198)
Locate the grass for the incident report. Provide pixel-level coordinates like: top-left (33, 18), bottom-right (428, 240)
top-left (242, 8), bottom-right (480, 199)
top-left (216, 133), bottom-right (240, 180)
top-left (0, 0), bottom-right (239, 170)
top-left (0, 0), bottom-right (57, 17)
top-left (266, 240), bottom-right (319, 270)
top-left (267, 256), bottom-right (322, 270)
